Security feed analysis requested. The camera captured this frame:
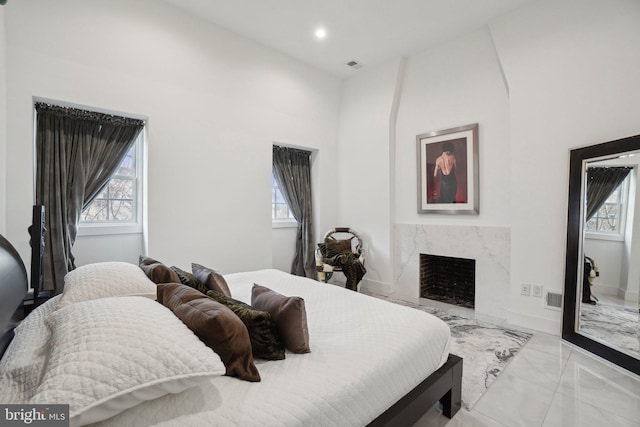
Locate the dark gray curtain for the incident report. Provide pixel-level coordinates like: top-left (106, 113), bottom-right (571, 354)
top-left (585, 166), bottom-right (632, 221)
top-left (35, 103), bottom-right (144, 294)
top-left (272, 146), bottom-right (315, 278)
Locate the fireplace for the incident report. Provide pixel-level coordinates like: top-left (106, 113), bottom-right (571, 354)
top-left (420, 254), bottom-right (475, 308)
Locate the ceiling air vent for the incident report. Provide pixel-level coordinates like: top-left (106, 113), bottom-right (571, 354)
top-left (346, 60), bottom-right (363, 70)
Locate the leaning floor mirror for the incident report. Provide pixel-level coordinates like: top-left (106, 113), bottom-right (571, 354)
top-left (563, 133), bottom-right (640, 376)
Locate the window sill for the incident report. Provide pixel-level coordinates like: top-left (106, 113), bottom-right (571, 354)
top-left (272, 220), bottom-right (298, 229)
top-left (584, 232), bottom-right (625, 242)
top-left (77, 223), bottom-right (143, 236)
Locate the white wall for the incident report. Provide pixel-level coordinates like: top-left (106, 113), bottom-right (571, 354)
top-left (337, 0), bottom-right (640, 333)
top-left (336, 59), bottom-right (404, 292)
top-left (621, 168), bottom-right (640, 301)
top-left (393, 28), bottom-right (512, 320)
top-left (271, 226), bottom-right (297, 273)
top-left (583, 238), bottom-right (623, 293)
top-left (491, 0), bottom-right (640, 331)
top-left (338, 27), bottom-right (512, 318)
top-left (4, 0), bottom-right (340, 275)
top-left (395, 28), bottom-right (511, 227)
top-left (0, 6), bottom-right (6, 235)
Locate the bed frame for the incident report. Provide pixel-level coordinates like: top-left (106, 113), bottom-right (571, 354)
top-left (369, 353), bottom-right (462, 426)
top-left (0, 232), bottom-right (462, 425)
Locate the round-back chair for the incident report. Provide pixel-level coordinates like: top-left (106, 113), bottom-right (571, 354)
top-left (315, 227), bottom-right (364, 283)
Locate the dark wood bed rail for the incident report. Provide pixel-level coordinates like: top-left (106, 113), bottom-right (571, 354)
top-left (368, 354), bottom-right (462, 426)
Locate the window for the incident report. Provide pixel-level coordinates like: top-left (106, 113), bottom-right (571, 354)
top-left (80, 135), bottom-right (143, 231)
top-left (585, 176), bottom-right (629, 236)
top-left (272, 174), bottom-right (296, 225)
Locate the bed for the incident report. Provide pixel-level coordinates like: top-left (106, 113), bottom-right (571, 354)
top-left (0, 234), bottom-right (462, 426)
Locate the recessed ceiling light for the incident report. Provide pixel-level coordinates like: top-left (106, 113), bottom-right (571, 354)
top-left (315, 28), bottom-right (327, 40)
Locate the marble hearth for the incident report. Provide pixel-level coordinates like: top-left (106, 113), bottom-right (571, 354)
top-left (394, 224), bottom-right (510, 321)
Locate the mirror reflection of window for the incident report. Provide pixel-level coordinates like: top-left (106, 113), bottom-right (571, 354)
top-left (585, 176), bottom-right (629, 235)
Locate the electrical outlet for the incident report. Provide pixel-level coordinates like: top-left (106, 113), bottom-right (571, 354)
top-left (520, 284), bottom-right (530, 296)
top-left (532, 284), bottom-right (543, 298)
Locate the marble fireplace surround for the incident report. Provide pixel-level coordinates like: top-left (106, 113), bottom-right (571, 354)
top-left (394, 224), bottom-right (510, 321)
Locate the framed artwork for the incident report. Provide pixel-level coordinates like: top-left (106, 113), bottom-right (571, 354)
top-left (417, 123), bottom-right (479, 214)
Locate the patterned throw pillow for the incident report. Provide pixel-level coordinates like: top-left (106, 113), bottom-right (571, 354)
top-left (206, 290), bottom-right (285, 360)
top-left (170, 266), bottom-right (208, 294)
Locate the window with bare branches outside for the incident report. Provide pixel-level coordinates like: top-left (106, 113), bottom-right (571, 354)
top-left (585, 176), bottom-right (629, 236)
top-left (80, 135), bottom-right (141, 224)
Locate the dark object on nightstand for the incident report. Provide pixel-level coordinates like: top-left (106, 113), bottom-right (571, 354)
top-left (22, 290), bottom-right (53, 317)
top-left (22, 205), bottom-right (50, 318)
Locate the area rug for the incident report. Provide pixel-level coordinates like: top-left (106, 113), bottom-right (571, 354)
top-left (580, 302), bottom-right (639, 359)
top-left (374, 295), bottom-right (532, 410)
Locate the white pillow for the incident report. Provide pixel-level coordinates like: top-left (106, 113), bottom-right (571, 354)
top-left (29, 296), bottom-right (225, 426)
top-left (0, 296), bottom-right (59, 403)
top-left (57, 262), bottom-right (156, 309)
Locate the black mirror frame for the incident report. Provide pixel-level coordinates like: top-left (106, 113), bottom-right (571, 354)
top-left (563, 133), bottom-right (640, 376)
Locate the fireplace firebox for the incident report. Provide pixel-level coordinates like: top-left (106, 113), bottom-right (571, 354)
top-left (420, 254), bottom-right (475, 308)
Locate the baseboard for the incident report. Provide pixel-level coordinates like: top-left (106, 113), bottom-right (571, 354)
top-left (360, 278), bottom-right (394, 296)
top-left (591, 283), bottom-right (619, 296)
top-left (620, 289), bottom-right (639, 302)
top-left (506, 309), bottom-right (561, 336)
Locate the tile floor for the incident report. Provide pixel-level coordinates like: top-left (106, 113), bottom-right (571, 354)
top-left (414, 327), bottom-right (640, 427)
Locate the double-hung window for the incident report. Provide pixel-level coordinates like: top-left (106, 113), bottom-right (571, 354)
top-left (272, 174), bottom-right (296, 227)
top-left (79, 133), bottom-right (143, 234)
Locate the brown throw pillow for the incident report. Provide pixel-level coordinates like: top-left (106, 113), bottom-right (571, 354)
top-left (192, 263), bottom-right (232, 297)
top-left (325, 239), bottom-right (353, 258)
top-left (157, 283), bottom-right (260, 382)
top-left (205, 290), bottom-right (285, 360)
top-left (139, 256), bottom-right (181, 284)
top-left (251, 284), bottom-right (311, 354)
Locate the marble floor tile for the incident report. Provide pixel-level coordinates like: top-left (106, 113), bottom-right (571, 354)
top-left (411, 313), bottom-right (640, 427)
top-left (521, 331), bottom-right (573, 361)
top-left (473, 371), bottom-right (556, 427)
top-left (415, 407), bottom-right (508, 427)
top-left (556, 351), bottom-right (640, 422)
top-left (542, 391), bottom-right (640, 427)
top-left (501, 346), bottom-right (569, 391)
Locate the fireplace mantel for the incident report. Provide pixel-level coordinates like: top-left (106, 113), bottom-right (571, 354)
top-left (394, 224), bottom-right (509, 321)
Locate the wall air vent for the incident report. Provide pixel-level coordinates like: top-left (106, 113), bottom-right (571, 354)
top-left (544, 290), bottom-right (562, 310)
top-left (346, 60), bottom-right (363, 70)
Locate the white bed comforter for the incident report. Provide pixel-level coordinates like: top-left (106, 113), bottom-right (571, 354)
top-left (7, 269), bottom-right (451, 427)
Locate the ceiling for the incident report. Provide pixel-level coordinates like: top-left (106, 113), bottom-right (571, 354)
top-left (161, 0), bottom-right (535, 78)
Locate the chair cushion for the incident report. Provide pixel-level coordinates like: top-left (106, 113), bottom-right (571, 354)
top-left (325, 239), bottom-right (353, 258)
